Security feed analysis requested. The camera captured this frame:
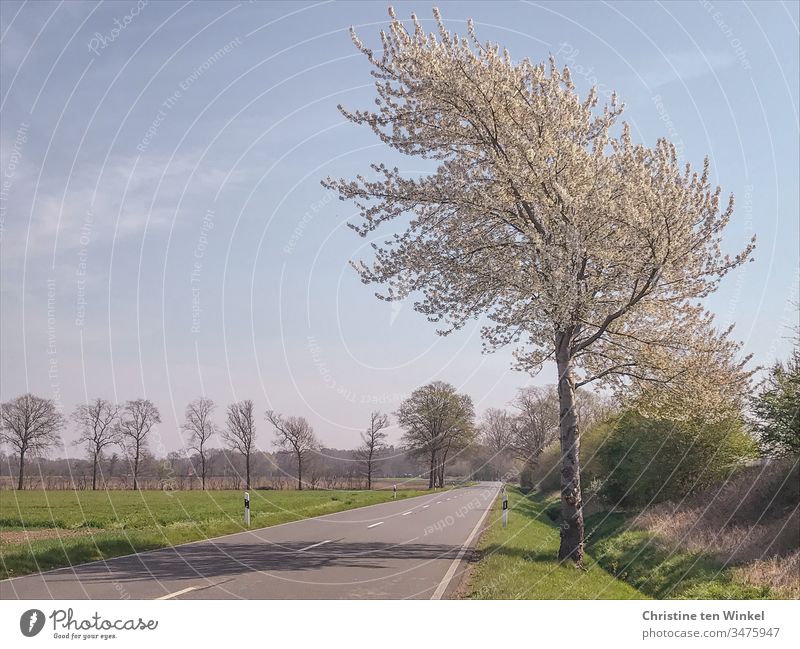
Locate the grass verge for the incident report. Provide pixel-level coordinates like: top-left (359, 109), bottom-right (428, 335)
top-left (463, 488), bottom-right (646, 599)
top-left (0, 488), bottom-right (431, 580)
top-left (585, 511), bottom-right (774, 599)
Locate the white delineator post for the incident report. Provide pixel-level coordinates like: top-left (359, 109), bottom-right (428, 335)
top-left (244, 491), bottom-right (250, 527)
top-left (393, 484), bottom-right (397, 499)
top-left (501, 486), bottom-right (508, 528)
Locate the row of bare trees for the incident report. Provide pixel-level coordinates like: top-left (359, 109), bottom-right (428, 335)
top-left (176, 399), bottom-right (323, 491)
top-left (0, 394), bottom-right (322, 491)
top-left (0, 392), bottom-right (410, 492)
top-left (0, 395), bottom-right (162, 491)
top-left (2, 385), bottom-right (608, 492)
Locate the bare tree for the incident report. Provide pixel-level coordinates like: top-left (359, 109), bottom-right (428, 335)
top-left (511, 386), bottom-right (560, 482)
top-left (479, 408), bottom-right (516, 479)
top-left (181, 397), bottom-right (217, 490)
top-left (72, 398), bottom-right (119, 490)
top-left (575, 390), bottom-right (616, 431)
top-left (397, 382), bottom-right (475, 489)
top-left (0, 394), bottom-right (65, 490)
top-left (223, 400), bottom-right (256, 489)
top-left (356, 411), bottom-right (389, 489)
top-left (324, 9), bottom-right (753, 561)
top-left (266, 410), bottom-right (318, 490)
top-left (116, 399), bottom-right (160, 490)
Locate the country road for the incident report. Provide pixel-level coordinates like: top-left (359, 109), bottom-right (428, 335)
top-left (0, 483), bottom-right (499, 600)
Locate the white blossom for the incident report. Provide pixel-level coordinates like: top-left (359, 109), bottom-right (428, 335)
top-left (323, 8), bottom-right (755, 560)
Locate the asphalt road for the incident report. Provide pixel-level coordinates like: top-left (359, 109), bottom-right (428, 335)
top-left (0, 483), bottom-right (499, 600)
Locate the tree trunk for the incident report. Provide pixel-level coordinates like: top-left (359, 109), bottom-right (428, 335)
top-left (428, 451), bottom-right (436, 489)
top-left (201, 453), bottom-right (206, 490)
top-left (438, 448), bottom-right (449, 488)
top-left (17, 449), bottom-right (25, 490)
top-left (297, 455), bottom-right (302, 490)
top-left (246, 453), bottom-right (251, 490)
top-left (92, 450), bottom-right (98, 490)
top-left (555, 335), bottom-right (584, 564)
top-left (133, 446), bottom-right (140, 491)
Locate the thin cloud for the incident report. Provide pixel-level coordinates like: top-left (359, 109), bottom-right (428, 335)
top-left (642, 49), bottom-right (737, 89)
top-left (1, 150), bottom-right (254, 262)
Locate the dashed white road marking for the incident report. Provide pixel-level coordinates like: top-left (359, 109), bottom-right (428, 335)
top-left (437, 501), bottom-right (442, 504)
top-left (402, 511), bottom-right (413, 516)
top-left (156, 586), bottom-right (198, 600)
top-left (422, 505), bottom-right (430, 509)
top-left (298, 539), bottom-right (331, 552)
top-left (367, 522), bottom-right (384, 529)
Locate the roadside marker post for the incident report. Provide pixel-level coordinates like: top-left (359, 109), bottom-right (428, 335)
top-left (501, 487), bottom-right (508, 528)
top-left (244, 491), bottom-right (250, 527)
top-left (393, 484), bottom-right (397, 499)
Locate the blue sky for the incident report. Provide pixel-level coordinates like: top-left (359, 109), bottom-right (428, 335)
top-left (1, 0), bottom-right (798, 453)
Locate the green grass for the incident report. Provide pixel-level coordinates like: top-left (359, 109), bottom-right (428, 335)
top-left (585, 511), bottom-right (773, 599)
top-left (464, 487), bottom-right (775, 600)
top-left (464, 488), bottom-right (646, 599)
top-left (0, 488), bottom-right (432, 580)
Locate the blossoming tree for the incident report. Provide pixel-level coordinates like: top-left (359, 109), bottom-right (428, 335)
top-left (323, 8), bottom-right (754, 562)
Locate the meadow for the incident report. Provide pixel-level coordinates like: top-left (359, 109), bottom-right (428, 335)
top-left (0, 487), bottom-right (431, 580)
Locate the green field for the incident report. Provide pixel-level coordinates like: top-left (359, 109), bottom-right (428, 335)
top-left (0, 488), bottom-right (431, 580)
top-left (464, 488), bottom-right (646, 599)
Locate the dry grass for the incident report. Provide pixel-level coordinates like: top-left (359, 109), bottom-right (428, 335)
top-left (632, 458), bottom-right (799, 597)
top-left (732, 550), bottom-right (800, 599)
top-left (0, 528), bottom-right (100, 544)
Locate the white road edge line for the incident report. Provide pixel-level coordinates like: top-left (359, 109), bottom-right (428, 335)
top-left (431, 487), bottom-right (498, 600)
top-left (298, 539), bottom-right (331, 552)
top-left (156, 586), bottom-right (198, 600)
top-left (367, 521), bottom-right (384, 529)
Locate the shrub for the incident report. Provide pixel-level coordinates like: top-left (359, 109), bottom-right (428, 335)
top-left (633, 458), bottom-right (799, 564)
top-left (598, 412), bottom-right (757, 507)
top-left (751, 345), bottom-right (800, 457)
top-left (518, 461), bottom-right (536, 492)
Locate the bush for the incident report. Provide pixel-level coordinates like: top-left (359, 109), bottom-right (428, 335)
top-left (597, 412), bottom-right (757, 507)
top-left (530, 443), bottom-right (560, 493)
top-left (751, 346), bottom-right (800, 457)
top-left (518, 461), bottom-right (536, 492)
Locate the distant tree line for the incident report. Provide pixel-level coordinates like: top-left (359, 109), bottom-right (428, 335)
top-left (2, 341), bottom-right (796, 495)
top-left (0, 383), bottom-right (484, 491)
top-left (0, 445), bottom-right (424, 492)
